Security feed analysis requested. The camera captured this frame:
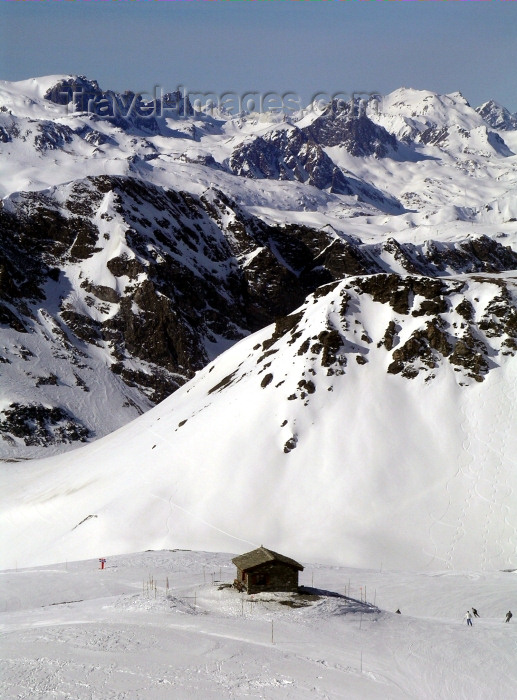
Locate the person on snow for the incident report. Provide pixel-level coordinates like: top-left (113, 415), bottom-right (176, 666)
top-left (472, 607), bottom-right (480, 618)
top-left (505, 610), bottom-right (512, 623)
top-left (464, 611), bottom-right (473, 626)
top-left (395, 609), bottom-right (401, 614)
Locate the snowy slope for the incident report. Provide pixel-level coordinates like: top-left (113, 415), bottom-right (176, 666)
top-left (1, 76), bottom-right (516, 578)
top-left (1, 274), bottom-right (516, 572)
top-left (1, 550), bottom-right (516, 700)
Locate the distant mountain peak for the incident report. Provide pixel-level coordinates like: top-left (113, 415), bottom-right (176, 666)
top-left (476, 100), bottom-right (517, 131)
top-left (1, 75), bottom-right (516, 459)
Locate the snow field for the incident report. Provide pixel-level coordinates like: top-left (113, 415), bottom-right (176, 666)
top-left (1, 272), bottom-right (516, 573)
top-left (1, 550), bottom-right (516, 699)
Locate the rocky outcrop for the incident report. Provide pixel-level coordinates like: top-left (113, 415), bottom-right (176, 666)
top-left (228, 127), bottom-right (354, 195)
top-left (302, 99), bottom-right (398, 157)
top-left (248, 273), bottom-right (517, 393)
top-left (476, 100), bottom-right (517, 131)
top-left (44, 76), bottom-right (160, 133)
top-left (228, 125), bottom-right (402, 211)
top-left (0, 403), bottom-right (92, 447)
top-left (2, 177), bottom-right (516, 424)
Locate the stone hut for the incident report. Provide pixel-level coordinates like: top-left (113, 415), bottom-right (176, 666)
top-left (232, 546), bottom-right (304, 594)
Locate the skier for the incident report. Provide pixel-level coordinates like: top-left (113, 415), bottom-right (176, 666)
top-left (464, 611), bottom-right (473, 626)
top-left (395, 609), bottom-right (401, 614)
top-left (472, 607), bottom-right (480, 618)
top-left (505, 610), bottom-right (512, 623)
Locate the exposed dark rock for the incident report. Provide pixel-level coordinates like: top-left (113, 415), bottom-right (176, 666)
top-left (387, 320), bottom-right (449, 377)
top-left (318, 330), bottom-right (346, 368)
top-left (0, 403), bottom-right (92, 446)
top-left (65, 180), bottom-right (105, 217)
top-left (228, 127), bottom-right (354, 195)
top-left (479, 288), bottom-right (517, 341)
top-left (74, 124), bottom-right (115, 147)
top-left (44, 76), bottom-right (160, 133)
top-left (36, 373), bottom-right (58, 387)
top-left (261, 373), bottom-right (274, 388)
top-left (44, 76), bottom-right (102, 110)
top-left (0, 302), bottom-right (27, 332)
top-left (449, 329), bottom-right (489, 381)
top-left (378, 320), bottom-right (399, 350)
top-left (412, 297), bottom-right (449, 317)
top-left (60, 309), bottom-right (102, 344)
top-left (476, 100), bottom-right (517, 131)
top-left (298, 379), bottom-right (316, 395)
top-left (34, 121), bottom-right (74, 152)
top-left (455, 299), bottom-right (475, 321)
top-left (460, 236), bottom-right (517, 271)
top-left (302, 99), bottom-right (397, 157)
top-left (156, 91), bottom-right (194, 117)
top-left (284, 435), bottom-right (298, 453)
top-left (208, 369), bottom-right (239, 395)
top-left (80, 280), bottom-right (120, 303)
top-left (356, 274), bottom-right (412, 315)
top-left (380, 238), bottom-right (426, 275)
top-left (423, 236), bottom-right (517, 274)
top-left (111, 364), bottom-right (182, 404)
top-left (262, 312), bottom-right (305, 351)
top-left (420, 126), bottom-right (449, 147)
top-left (106, 254), bottom-right (145, 279)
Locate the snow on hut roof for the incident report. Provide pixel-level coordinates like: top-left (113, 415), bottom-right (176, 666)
top-left (232, 546), bottom-right (304, 572)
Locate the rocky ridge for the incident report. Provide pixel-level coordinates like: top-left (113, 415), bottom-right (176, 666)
top-left (1, 76), bottom-right (516, 456)
top-left (205, 273), bottom-right (517, 416)
top-left (476, 100), bottom-right (517, 132)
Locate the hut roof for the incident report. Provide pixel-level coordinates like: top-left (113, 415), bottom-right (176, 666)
top-left (232, 546), bottom-right (304, 572)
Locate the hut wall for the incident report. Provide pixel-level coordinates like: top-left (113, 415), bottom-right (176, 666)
top-left (244, 561), bottom-right (299, 594)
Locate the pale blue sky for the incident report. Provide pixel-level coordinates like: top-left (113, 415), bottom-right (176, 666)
top-left (1, 1), bottom-right (516, 111)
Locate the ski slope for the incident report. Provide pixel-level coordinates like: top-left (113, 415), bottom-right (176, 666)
top-left (1, 550), bottom-right (515, 700)
top-left (1, 281), bottom-right (516, 574)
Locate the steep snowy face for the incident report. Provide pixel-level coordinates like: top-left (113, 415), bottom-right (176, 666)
top-left (1, 273), bottom-right (515, 571)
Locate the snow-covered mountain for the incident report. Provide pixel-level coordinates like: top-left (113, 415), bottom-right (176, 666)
top-left (1, 75), bottom-right (516, 572)
top-left (1, 75), bottom-right (516, 456)
top-left (1, 267), bottom-right (516, 571)
top-left (2, 170), bottom-right (516, 458)
top-left (476, 100), bottom-right (517, 132)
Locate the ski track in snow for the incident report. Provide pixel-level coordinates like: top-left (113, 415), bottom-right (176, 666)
top-left (502, 375), bottom-right (517, 560)
top-left (446, 388), bottom-right (478, 569)
top-left (138, 417), bottom-right (260, 551)
top-left (425, 368), bottom-right (516, 571)
top-left (425, 398), bottom-right (471, 571)
top-left (475, 371), bottom-right (517, 569)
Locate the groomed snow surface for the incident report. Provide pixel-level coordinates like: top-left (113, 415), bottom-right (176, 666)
top-left (1, 550), bottom-right (515, 699)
